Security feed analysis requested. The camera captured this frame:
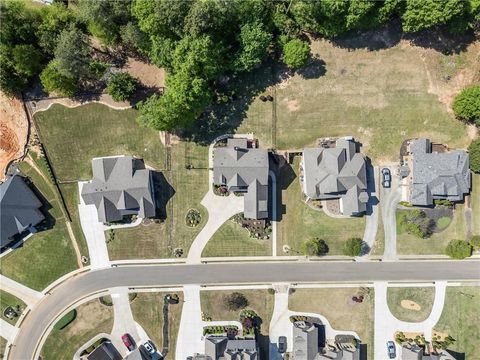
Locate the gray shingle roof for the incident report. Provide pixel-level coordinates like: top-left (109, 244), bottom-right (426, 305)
top-left (409, 139), bottom-right (470, 206)
top-left (0, 175), bottom-right (45, 247)
top-left (292, 322), bottom-right (318, 360)
top-left (81, 156), bottom-right (155, 223)
top-left (203, 336), bottom-right (257, 360)
top-left (213, 139), bottom-right (269, 219)
top-left (302, 138), bottom-right (368, 216)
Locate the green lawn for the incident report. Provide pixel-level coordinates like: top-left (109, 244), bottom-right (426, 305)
top-left (1, 162), bottom-right (78, 291)
top-left (289, 287), bottom-right (374, 360)
top-left (202, 217), bottom-right (272, 257)
top-left (130, 292), bottom-right (183, 358)
top-left (387, 287), bottom-right (435, 322)
top-left (471, 174), bottom-right (480, 236)
top-left (34, 103), bottom-right (165, 181)
top-left (201, 290), bottom-right (274, 359)
top-left (396, 207), bottom-right (466, 255)
top-left (277, 157), bottom-right (365, 256)
top-left (434, 286), bottom-right (480, 359)
top-left (110, 141), bottom-right (209, 259)
top-left (41, 298), bottom-right (113, 360)
top-left (0, 337), bottom-right (7, 359)
top-left (0, 291), bottom-right (26, 326)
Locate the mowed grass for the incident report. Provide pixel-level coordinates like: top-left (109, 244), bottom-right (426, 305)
top-left (387, 287), bottom-right (435, 322)
top-left (110, 141), bottom-right (209, 259)
top-left (434, 286), bottom-right (480, 359)
top-left (471, 174), bottom-right (480, 236)
top-left (202, 217), bottom-right (272, 257)
top-left (41, 298), bottom-right (114, 360)
top-left (289, 287), bottom-right (374, 360)
top-left (1, 162), bottom-right (78, 291)
top-left (273, 40), bottom-right (470, 161)
top-left (0, 337), bottom-right (7, 359)
top-left (396, 207), bottom-right (466, 255)
top-left (34, 103), bottom-right (165, 181)
top-left (201, 290), bottom-right (274, 359)
top-left (277, 157), bottom-right (365, 256)
top-left (0, 291), bottom-right (26, 325)
top-left (130, 292), bottom-right (183, 357)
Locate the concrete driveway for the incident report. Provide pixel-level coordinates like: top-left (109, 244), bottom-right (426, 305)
top-left (361, 165), bottom-right (380, 256)
top-left (78, 182), bottom-right (110, 269)
top-left (186, 191), bottom-right (244, 263)
top-left (381, 168), bottom-right (402, 261)
top-left (176, 285), bottom-right (204, 360)
top-left (374, 281), bottom-right (447, 360)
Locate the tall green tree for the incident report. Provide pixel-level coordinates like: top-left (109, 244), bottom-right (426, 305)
top-left (234, 22), bottom-right (272, 71)
top-left (282, 38), bottom-right (310, 69)
top-left (40, 60), bottom-right (77, 97)
top-left (12, 44), bottom-right (44, 78)
top-left (452, 85), bottom-right (480, 126)
top-left (36, 3), bottom-right (75, 55)
top-left (54, 25), bottom-right (91, 80)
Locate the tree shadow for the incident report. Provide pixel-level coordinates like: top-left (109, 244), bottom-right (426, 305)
top-left (445, 349), bottom-right (465, 360)
top-left (152, 171), bottom-right (175, 221)
top-left (297, 56), bottom-right (327, 79)
top-left (330, 18), bottom-right (476, 55)
top-left (271, 155), bottom-right (297, 222)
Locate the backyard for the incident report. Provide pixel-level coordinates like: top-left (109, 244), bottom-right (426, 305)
top-left (387, 287), bottom-right (435, 322)
top-left (41, 297), bottom-right (114, 360)
top-left (289, 287), bottom-right (374, 360)
top-left (0, 161), bottom-right (78, 291)
top-left (201, 290), bottom-right (274, 359)
top-left (434, 286), bottom-right (480, 359)
top-left (202, 217), bottom-right (272, 257)
top-left (396, 207), bottom-right (466, 255)
top-left (0, 291), bottom-right (26, 326)
top-left (130, 292), bottom-right (183, 357)
top-left (277, 157), bottom-right (365, 256)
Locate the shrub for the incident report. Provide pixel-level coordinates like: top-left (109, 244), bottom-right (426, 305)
top-left (445, 239), bottom-right (472, 259)
top-left (301, 238), bottom-right (329, 256)
top-left (452, 85), bottom-right (480, 125)
top-left (399, 210), bottom-right (433, 238)
top-left (468, 139), bottom-right (480, 174)
top-left (343, 238), bottom-right (363, 257)
top-left (436, 217), bottom-right (451, 230)
top-left (185, 208), bottom-right (201, 227)
top-left (40, 60), bottom-right (77, 97)
top-left (223, 292), bottom-right (249, 311)
top-left (106, 72), bottom-right (137, 102)
top-left (434, 199), bottom-right (453, 207)
top-left (470, 235), bottom-right (480, 250)
top-left (282, 38), bottom-right (310, 69)
top-left (53, 309), bottom-right (77, 330)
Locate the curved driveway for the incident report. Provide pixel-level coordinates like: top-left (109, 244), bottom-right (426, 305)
top-left (10, 261), bottom-right (480, 360)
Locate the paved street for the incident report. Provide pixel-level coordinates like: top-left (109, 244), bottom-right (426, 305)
top-left (9, 260), bottom-right (480, 360)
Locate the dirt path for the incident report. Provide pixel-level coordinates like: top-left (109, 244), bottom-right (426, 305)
top-left (24, 154), bottom-right (83, 268)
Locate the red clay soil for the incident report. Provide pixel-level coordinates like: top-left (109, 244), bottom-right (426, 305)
top-left (0, 91), bottom-right (28, 181)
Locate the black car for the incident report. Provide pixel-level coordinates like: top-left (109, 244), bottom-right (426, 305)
top-left (382, 167), bottom-right (391, 188)
top-left (278, 336), bottom-right (287, 353)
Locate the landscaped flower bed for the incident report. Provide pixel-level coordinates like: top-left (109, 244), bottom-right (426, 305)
top-left (185, 208), bottom-right (202, 227)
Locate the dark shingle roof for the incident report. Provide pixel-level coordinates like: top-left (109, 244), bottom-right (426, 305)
top-left (0, 175), bottom-right (44, 247)
top-left (82, 156), bottom-right (155, 222)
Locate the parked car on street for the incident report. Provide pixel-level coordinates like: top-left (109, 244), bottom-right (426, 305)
top-left (382, 168), bottom-right (391, 188)
top-left (387, 340), bottom-right (396, 359)
top-left (143, 340), bottom-right (156, 355)
top-left (122, 333), bottom-right (135, 351)
top-left (278, 336), bottom-right (287, 353)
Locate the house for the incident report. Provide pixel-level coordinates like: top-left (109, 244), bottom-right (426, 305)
top-left (403, 139), bottom-right (470, 206)
top-left (87, 342), bottom-right (121, 360)
top-left (292, 321), bottom-right (319, 360)
top-left (123, 348), bottom-right (150, 360)
top-left (213, 138), bottom-right (269, 219)
top-left (81, 156), bottom-right (156, 223)
top-left (301, 138), bottom-right (368, 216)
top-left (401, 345), bottom-right (441, 360)
top-left (192, 336), bottom-right (259, 360)
top-left (0, 175), bottom-right (45, 248)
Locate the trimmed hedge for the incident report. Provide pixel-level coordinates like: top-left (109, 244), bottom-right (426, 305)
top-left (53, 309), bottom-right (77, 330)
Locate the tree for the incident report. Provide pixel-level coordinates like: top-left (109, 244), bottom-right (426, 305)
top-left (54, 25), bottom-right (91, 80)
top-left (223, 292), bottom-right (249, 311)
top-left (301, 238), bottom-right (329, 256)
top-left (343, 237), bottom-right (363, 257)
top-left (106, 72), bottom-right (138, 102)
top-left (40, 60), bottom-right (77, 97)
top-left (445, 239), bottom-right (472, 259)
top-left (36, 3), bottom-right (75, 55)
top-left (234, 22), bottom-right (272, 72)
top-left (399, 209), bottom-right (433, 238)
top-left (120, 22), bottom-right (150, 54)
top-left (12, 44), bottom-right (44, 78)
top-left (282, 38), bottom-right (310, 69)
top-left (402, 0), bottom-right (467, 33)
top-left (469, 139), bottom-right (480, 174)
top-left (470, 235), bottom-right (480, 250)
top-left (452, 85), bottom-right (480, 126)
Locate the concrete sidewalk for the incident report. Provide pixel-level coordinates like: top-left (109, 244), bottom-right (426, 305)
top-left (0, 319), bottom-right (18, 343)
top-left (176, 285), bottom-right (204, 359)
top-left (78, 182), bottom-right (110, 269)
top-left (0, 275), bottom-right (43, 306)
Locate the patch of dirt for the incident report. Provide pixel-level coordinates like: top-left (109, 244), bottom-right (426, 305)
top-left (0, 91), bottom-right (29, 181)
top-left (124, 57), bottom-right (165, 89)
top-left (466, 124), bottom-right (478, 141)
top-left (64, 299), bottom-right (113, 338)
top-left (401, 299), bottom-right (421, 311)
top-left (285, 99), bottom-right (300, 112)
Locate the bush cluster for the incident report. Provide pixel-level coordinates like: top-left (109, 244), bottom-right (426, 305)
top-left (399, 210), bottom-right (433, 238)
